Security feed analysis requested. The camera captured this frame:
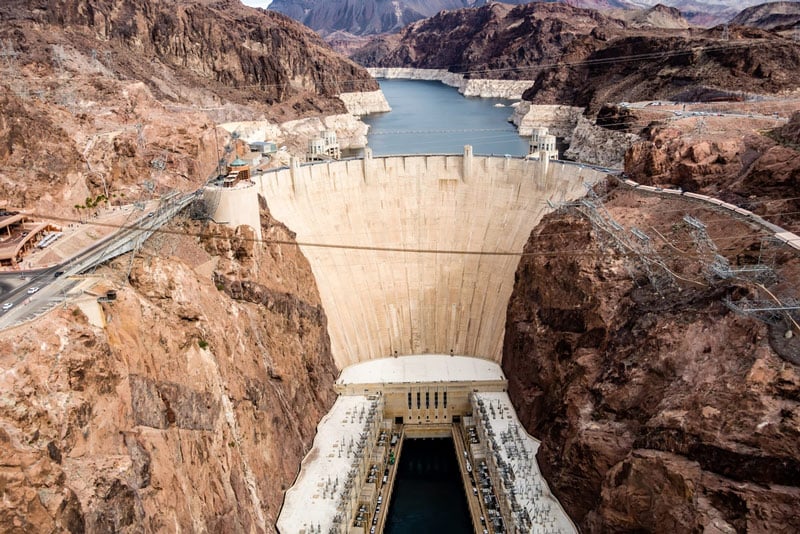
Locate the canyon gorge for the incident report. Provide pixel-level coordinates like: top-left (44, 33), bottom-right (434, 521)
top-left (1, 0), bottom-right (799, 533)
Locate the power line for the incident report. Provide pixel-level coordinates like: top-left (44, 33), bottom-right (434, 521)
top-left (224, 40), bottom-right (797, 93)
top-left (23, 208), bottom-right (799, 260)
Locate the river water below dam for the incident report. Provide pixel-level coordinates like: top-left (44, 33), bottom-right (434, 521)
top-left (384, 438), bottom-right (473, 534)
top-left (363, 79), bottom-right (529, 156)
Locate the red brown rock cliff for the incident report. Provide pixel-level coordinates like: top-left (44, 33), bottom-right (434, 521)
top-left (0, 204), bottom-right (337, 532)
top-left (503, 184), bottom-right (800, 532)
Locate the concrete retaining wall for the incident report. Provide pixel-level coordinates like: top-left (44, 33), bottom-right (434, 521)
top-left (206, 182), bottom-right (262, 240)
top-left (257, 152), bottom-right (604, 368)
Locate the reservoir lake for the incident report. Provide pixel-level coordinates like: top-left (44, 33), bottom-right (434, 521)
top-left (363, 79), bottom-right (529, 156)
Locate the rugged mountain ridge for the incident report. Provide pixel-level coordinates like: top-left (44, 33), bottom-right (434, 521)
top-left (352, 2), bottom-right (800, 112)
top-left (629, 0), bottom-right (790, 26)
top-left (628, 3), bottom-right (690, 28)
top-left (4, 0), bottom-right (377, 104)
top-left (270, 0), bottom-right (789, 34)
top-left (269, 0), bottom-right (536, 36)
top-left (730, 1), bottom-right (800, 31)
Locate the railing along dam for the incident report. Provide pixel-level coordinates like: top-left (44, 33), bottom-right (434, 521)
top-left (256, 149), bottom-right (607, 368)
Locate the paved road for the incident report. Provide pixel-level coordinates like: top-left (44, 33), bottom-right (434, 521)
top-left (0, 191), bottom-right (199, 330)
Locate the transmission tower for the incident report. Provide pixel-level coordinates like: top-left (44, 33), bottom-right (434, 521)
top-left (629, 226), bottom-right (677, 295)
top-left (709, 237), bottom-right (778, 285)
top-left (695, 117), bottom-right (706, 134)
top-left (0, 40), bottom-right (26, 98)
top-left (685, 214), bottom-right (778, 284)
top-left (683, 213), bottom-right (797, 331)
top-left (136, 123), bottom-right (146, 152)
top-left (724, 296), bottom-right (800, 327)
top-left (563, 187), bottom-right (677, 295)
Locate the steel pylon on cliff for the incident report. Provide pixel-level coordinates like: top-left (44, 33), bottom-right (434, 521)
top-left (569, 186), bottom-right (677, 296)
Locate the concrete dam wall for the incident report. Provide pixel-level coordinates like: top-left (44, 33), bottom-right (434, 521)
top-left (257, 150), bottom-right (605, 369)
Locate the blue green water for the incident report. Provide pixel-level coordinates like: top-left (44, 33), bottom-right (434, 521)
top-left (363, 79), bottom-right (529, 156)
top-left (384, 438), bottom-right (473, 534)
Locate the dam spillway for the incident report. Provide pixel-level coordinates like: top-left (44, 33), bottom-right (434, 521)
top-left (256, 149), bottom-right (606, 368)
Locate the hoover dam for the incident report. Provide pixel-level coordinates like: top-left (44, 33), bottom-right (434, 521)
top-left (253, 149), bottom-right (605, 368)
top-left (208, 148), bottom-right (607, 534)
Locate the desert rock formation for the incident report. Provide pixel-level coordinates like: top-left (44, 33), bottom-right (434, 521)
top-left (503, 183), bottom-right (800, 532)
top-left (625, 111), bottom-right (800, 229)
top-left (729, 1), bottom-right (800, 32)
top-left (0, 204), bottom-right (337, 532)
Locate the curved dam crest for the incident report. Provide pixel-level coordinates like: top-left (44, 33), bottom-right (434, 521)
top-left (256, 151), bottom-right (605, 369)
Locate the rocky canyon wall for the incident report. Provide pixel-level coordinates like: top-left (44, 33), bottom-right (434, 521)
top-left (502, 184), bottom-right (800, 532)
top-left (0, 204), bottom-right (337, 532)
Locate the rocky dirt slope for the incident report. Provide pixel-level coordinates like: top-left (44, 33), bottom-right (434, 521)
top-left (625, 110), bottom-right (800, 230)
top-left (0, 202), bottom-right (337, 532)
top-left (0, 0), bottom-right (376, 215)
top-left (730, 1), bottom-right (800, 32)
top-left (503, 182), bottom-right (800, 532)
